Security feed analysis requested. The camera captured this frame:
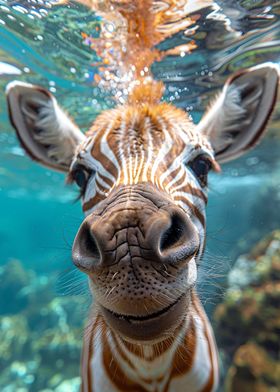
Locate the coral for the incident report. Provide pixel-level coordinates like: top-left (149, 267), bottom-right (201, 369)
top-left (214, 230), bottom-right (280, 392)
top-left (0, 315), bottom-right (30, 370)
top-left (0, 259), bottom-right (32, 315)
top-left (225, 343), bottom-right (280, 392)
top-left (0, 260), bottom-right (86, 391)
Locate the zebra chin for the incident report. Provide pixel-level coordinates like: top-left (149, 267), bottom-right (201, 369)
top-left (99, 291), bottom-right (191, 342)
top-left (85, 255), bottom-right (198, 342)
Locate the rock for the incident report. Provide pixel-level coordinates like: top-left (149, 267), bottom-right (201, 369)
top-left (225, 343), bottom-right (280, 392)
top-left (214, 230), bottom-right (280, 391)
top-left (0, 261), bottom-right (85, 390)
top-left (26, 295), bottom-right (87, 332)
top-left (0, 259), bottom-right (57, 317)
top-left (54, 377), bottom-right (81, 392)
top-left (0, 259), bottom-right (32, 315)
top-left (0, 360), bottom-right (38, 392)
top-left (33, 327), bottom-right (82, 382)
top-left (0, 315), bottom-right (31, 369)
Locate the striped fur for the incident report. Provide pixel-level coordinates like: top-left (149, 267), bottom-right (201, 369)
top-left (69, 102), bottom-right (220, 391)
top-left (81, 293), bottom-right (218, 392)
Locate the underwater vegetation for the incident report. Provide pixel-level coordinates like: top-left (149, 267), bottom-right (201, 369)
top-left (214, 231), bottom-right (280, 392)
top-left (0, 260), bottom-right (85, 391)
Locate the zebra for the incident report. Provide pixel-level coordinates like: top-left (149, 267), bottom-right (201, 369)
top-left (6, 62), bottom-right (279, 392)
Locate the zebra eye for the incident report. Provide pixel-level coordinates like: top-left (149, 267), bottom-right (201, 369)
top-left (188, 155), bottom-right (212, 187)
top-left (72, 166), bottom-right (91, 190)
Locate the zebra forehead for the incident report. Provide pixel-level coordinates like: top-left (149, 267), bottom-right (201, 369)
top-left (83, 103), bottom-right (210, 149)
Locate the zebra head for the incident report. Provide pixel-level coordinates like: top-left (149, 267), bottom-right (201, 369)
top-left (6, 64), bottom-right (278, 341)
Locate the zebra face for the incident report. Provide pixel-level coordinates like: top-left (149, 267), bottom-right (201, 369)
top-left (6, 63), bottom-right (278, 342)
top-left (70, 104), bottom-right (216, 340)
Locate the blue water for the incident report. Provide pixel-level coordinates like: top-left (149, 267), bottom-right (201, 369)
top-left (1, 1), bottom-right (280, 391)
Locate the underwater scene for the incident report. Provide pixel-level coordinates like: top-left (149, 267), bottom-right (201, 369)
top-left (0, 0), bottom-right (280, 391)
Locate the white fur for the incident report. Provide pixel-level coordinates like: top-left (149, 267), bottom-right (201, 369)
top-left (197, 84), bottom-right (246, 152)
top-left (34, 98), bottom-right (85, 165)
top-left (170, 315), bottom-right (214, 392)
top-left (187, 258), bottom-right (198, 286)
top-left (86, 308), bottom-right (218, 392)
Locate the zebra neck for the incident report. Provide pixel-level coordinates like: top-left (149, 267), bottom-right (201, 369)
top-left (82, 294), bottom-right (219, 392)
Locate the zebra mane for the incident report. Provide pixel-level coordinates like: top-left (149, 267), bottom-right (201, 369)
top-left (127, 81), bottom-right (165, 105)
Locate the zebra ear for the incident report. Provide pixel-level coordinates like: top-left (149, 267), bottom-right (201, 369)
top-left (198, 63), bottom-right (279, 163)
top-left (6, 81), bottom-right (85, 172)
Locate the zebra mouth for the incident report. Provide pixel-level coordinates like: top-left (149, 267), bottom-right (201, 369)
top-left (106, 293), bottom-right (185, 322)
top-left (100, 293), bottom-right (187, 341)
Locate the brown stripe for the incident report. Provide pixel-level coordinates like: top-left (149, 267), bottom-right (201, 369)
top-left (155, 317), bottom-right (196, 392)
top-left (120, 318), bottom-right (183, 362)
top-left (184, 184), bottom-right (207, 203)
top-left (174, 195), bottom-right (205, 226)
top-left (86, 334), bottom-right (93, 392)
top-left (83, 193), bottom-right (103, 211)
top-left (110, 331), bottom-right (137, 370)
top-left (94, 312), bottom-right (200, 391)
top-left (95, 177), bottom-right (110, 195)
top-left (170, 316), bottom-right (196, 377)
top-left (201, 370), bottom-right (215, 392)
top-left (91, 125), bottom-right (119, 180)
top-left (102, 327), bottom-right (149, 392)
top-left (81, 317), bottom-right (100, 392)
top-left (192, 294), bottom-right (216, 392)
top-left (170, 176), bottom-right (207, 202)
top-left (99, 173), bottom-right (113, 188)
top-left (121, 338), bottom-right (144, 359)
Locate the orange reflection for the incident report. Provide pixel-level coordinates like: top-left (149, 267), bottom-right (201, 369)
top-left (63, 1), bottom-right (214, 102)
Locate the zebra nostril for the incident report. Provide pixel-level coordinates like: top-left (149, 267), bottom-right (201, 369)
top-left (72, 221), bottom-right (101, 272)
top-left (160, 213), bottom-right (186, 252)
top-left (157, 209), bottom-right (199, 264)
top-left (84, 226), bottom-right (100, 259)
